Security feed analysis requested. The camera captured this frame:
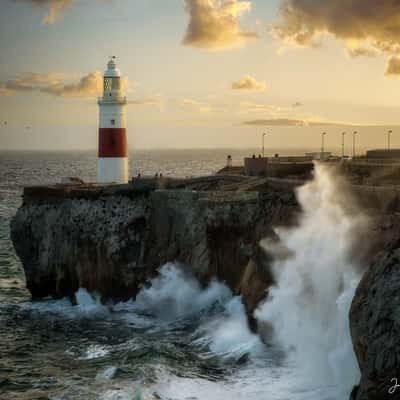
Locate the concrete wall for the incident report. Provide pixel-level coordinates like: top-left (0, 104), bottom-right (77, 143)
top-left (266, 162), bottom-right (313, 178)
top-left (244, 157), bottom-right (313, 178)
top-left (269, 156), bottom-right (312, 163)
top-left (244, 157), bottom-right (268, 176)
top-left (366, 149), bottom-right (400, 159)
top-left (305, 152), bottom-right (332, 160)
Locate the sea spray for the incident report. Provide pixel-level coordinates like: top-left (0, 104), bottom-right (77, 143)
top-left (134, 262), bottom-right (232, 320)
top-left (136, 263), bottom-right (262, 359)
top-left (256, 163), bottom-right (365, 398)
top-left (21, 288), bottom-right (109, 318)
top-left (193, 297), bottom-right (264, 359)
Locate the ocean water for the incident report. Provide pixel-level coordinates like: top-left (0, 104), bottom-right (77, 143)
top-left (0, 150), bottom-right (360, 400)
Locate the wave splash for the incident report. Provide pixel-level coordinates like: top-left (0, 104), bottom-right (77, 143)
top-left (19, 165), bottom-right (367, 399)
top-left (134, 263), bottom-right (263, 359)
top-left (134, 262), bottom-right (231, 321)
top-left (193, 296), bottom-right (264, 359)
top-left (256, 163), bottom-right (364, 398)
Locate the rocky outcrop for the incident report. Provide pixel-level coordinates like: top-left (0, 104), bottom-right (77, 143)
top-left (14, 174), bottom-right (400, 397)
top-left (350, 215), bottom-right (400, 400)
top-left (10, 179), bottom-right (300, 314)
top-left (11, 194), bottom-right (151, 301)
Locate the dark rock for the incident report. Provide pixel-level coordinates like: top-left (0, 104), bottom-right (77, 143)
top-left (350, 385), bottom-right (359, 400)
top-left (10, 185), bottom-right (300, 306)
top-left (11, 195), bottom-right (151, 302)
top-left (15, 174), bottom-right (400, 400)
top-left (350, 247), bottom-right (400, 399)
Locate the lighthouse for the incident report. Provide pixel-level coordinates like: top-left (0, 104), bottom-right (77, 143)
top-left (97, 57), bottom-right (128, 183)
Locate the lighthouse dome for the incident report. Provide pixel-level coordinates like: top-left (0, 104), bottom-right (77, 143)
top-left (104, 57), bottom-right (121, 78)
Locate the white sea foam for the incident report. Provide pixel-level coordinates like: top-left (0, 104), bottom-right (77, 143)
top-left (99, 387), bottom-right (143, 400)
top-left (256, 163), bottom-right (363, 398)
top-left (134, 262), bottom-right (232, 320)
top-left (96, 366), bottom-right (118, 381)
top-left (21, 164), bottom-right (365, 399)
top-left (151, 362), bottom-right (338, 400)
top-left (133, 263), bottom-right (262, 359)
top-left (78, 344), bottom-right (110, 360)
top-left (75, 288), bottom-right (105, 312)
top-left (21, 288), bottom-right (109, 318)
top-left (194, 296), bottom-right (264, 359)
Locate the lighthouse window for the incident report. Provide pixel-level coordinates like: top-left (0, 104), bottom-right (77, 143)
top-left (104, 78), bottom-right (112, 91)
top-left (111, 119), bottom-right (115, 126)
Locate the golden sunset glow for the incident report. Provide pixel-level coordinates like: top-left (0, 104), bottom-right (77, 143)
top-left (1, 0), bottom-right (400, 150)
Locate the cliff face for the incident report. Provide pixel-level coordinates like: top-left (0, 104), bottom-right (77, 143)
top-left (14, 176), bottom-right (400, 398)
top-left (11, 194), bottom-right (151, 301)
top-left (350, 216), bottom-right (400, 400)
top-left (10, 181), bottom-right (299, 317)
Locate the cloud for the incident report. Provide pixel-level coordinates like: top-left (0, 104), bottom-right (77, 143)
top-left (1, 71), bottom-right (102, 98)
top-left (181, 98), bottom-right (212, 113)
top-left (239, 101), bottom-right (289, 116)
top-left (42, 71), bottom-right (102, 97)
top-left (345, 44), bottom-right (378, 58)
top-left (129, 95), bottom-right (166, 111)
top-left (232, 75), bottom-right (266, 91)
top-left (5, 72), bottom-right (64, 91)
top-left (243, 118), bottom-right (354, 127)
top-left (271, 0), bottom-right (400, 74)
top-left (386, 56), bottom-right (400, 76)
top-left (0, 87), bottom-right (16, 96)
top-left (130, 97), bottom-right (163, 106)
top-left (244, 118), bottom-right (306, 126)
top-left (183, 0), bottom-right (258, 50)
top-left (18, 0), bottom-right (74, 24)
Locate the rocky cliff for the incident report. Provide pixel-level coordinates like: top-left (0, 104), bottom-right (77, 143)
top-left (350, 215), bottom-right (400, 400)
top-left (10, 177), bottom-right (300, 321)
top-left (11, 174), bottom-right (400, 399)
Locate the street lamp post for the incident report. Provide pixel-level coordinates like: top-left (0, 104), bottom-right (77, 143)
top-left (321, 132), bottom-right (326, 160)
top-left (262, 132), bottom-right (267, 157)
top-left (342, 132), bottom-right (346, 159)
top-left (353, 131), bottom-right (358, 158)
top-left (388, 130), bottom-right (393, 151)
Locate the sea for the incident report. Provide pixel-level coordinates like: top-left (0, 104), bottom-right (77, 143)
top-left (0, 149), bottom-right (361, 400)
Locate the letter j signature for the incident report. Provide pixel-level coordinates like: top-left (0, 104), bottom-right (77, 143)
top-left (389, 378), bottom-right (400, 395)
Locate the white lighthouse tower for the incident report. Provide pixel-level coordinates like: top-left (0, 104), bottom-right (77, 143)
top-left (97, 57), bottom-right (128, 183)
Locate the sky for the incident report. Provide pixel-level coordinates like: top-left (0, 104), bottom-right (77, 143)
top-left (1, 0), bottom-right (400, 151)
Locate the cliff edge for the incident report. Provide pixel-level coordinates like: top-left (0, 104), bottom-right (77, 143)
top-left (10, 177), bottom-right (300, 321)
top-left (11, 174), bottom-right (400, 399)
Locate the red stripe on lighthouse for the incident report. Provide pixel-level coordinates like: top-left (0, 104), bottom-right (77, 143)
top-left (98, 128), bottom-right (127, 158)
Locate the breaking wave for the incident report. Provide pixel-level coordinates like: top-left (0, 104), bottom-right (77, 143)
top-left (256, 163), bottom-right (364, 398)
top-left (134, 262), bottom-right (232, 320)
top-left (15, 165), bottom-right (367, 399)
top-left (134, 263), bottom-right (263, 360)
